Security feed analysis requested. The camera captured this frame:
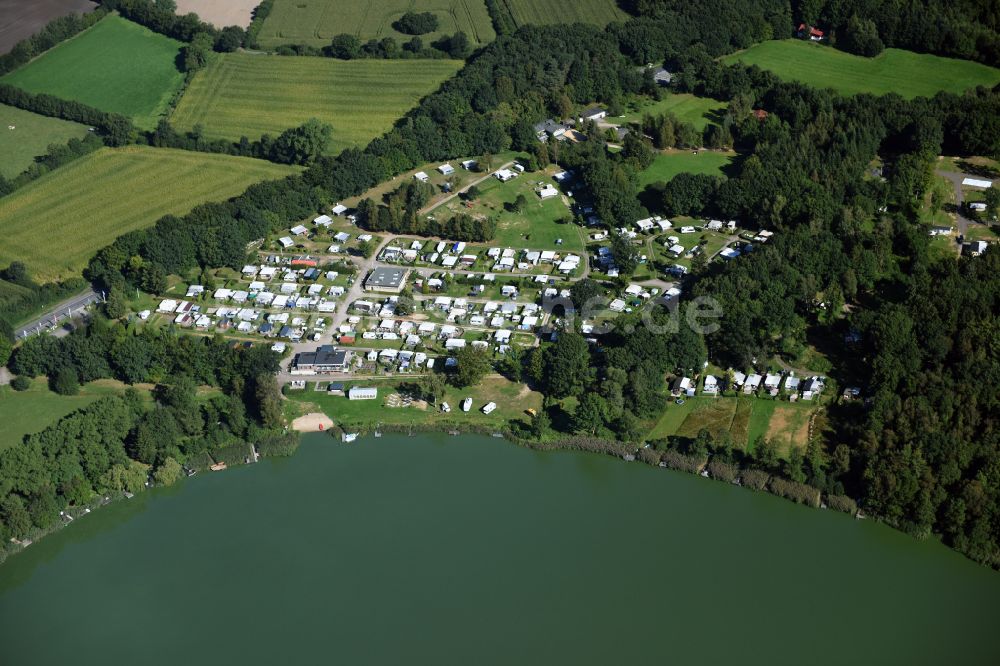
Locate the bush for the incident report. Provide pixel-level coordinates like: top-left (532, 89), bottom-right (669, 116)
top-left (659, 449), bottom-right (706, 473)
top-left (707, 460), bottom-right (738, 483)
top-left (50, 367), bottom-right (80, 396)
top-left (393, 11), bottom-right (439, 36)
top-left (11, 376), bottom-right (31, 391)
top-left (826, 494), bottom-right (859, 515)
top-left (741, 469), bottom-right (770, 490)
top-left (768, 477), bottom-right (821, 507)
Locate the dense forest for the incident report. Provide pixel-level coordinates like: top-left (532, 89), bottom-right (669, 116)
top-left (0, 0), bottom-right (998, 565)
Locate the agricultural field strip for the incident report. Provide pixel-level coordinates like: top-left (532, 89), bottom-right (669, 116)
top-left (0, 147), bottom-right (297, 280)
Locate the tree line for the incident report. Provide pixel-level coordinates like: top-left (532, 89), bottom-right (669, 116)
top-left (354, 180), bottom-right (497, 242)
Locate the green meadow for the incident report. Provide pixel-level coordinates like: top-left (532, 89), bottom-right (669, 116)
top-left (622, 94), bottom-right (727, 131)
top-left (1, 16), bottom-right (186, 129)
top-left (724, 40), bottom-right (1000, 99)
top-left (0, 104), bottom-right (90, 178)
top-left (638, 150), bottom-right (736, 188)
top-left (497, 0), bottom-right (628, 27)
top-left (170, 54), bottom-right (462, 153)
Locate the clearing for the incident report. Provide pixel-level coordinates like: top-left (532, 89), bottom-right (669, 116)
top-left (763, 403), bottom-right (814, 455)
top-left (0, 0), bottom-right (97, 54)
top-left (638, 150), bottom-right (736, 188)
top-left (494, 0), bottom-right (628, 27)
top-left (256, 0), bottom-right (496, 50)
top-left (724, 40), bottom-right (1000, 99)
top-left (285, 375), bottom-right (541, 429)
top-left (174, 0), bottom-right (258, 28)
top-left (0, 378), bottom-right (147, 451)
top-left (1, 15), bottom-right (185, 129)
top-left (622, 93), bottom-right (726, 131)
top-left (170, 54), bottom-right (462, 154)
top-left (0, 103), bottom-right (89, 178)
top-left (0, 146), bottom-right (299, 282)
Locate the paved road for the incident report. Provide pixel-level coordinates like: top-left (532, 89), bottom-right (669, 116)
top-left (15, 288), bottom-right (100, 340)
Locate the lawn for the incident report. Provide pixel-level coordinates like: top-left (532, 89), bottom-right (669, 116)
top-left (431, 167), bottom-right (585, 251)
top-left (0, 146), bottom-right (299, 282)
top-left (724, 40), bottom-right (1000, 99)
top-left (745, 399), bottom-right (776, 451)
top-left (256, 0), bottom-right (496, 50)
top-left (1, 15), bottom-right (185, 130)
top-left (0, 104), bottom-right (89, 178)
top-left (171, 54), bottom-right (462, 154)
top-left (285, 375), bottom-right (542, 429)
top-left (638, 150), bottom-right (736, 188)
top-left (495, 0), bottom-right (628, 27)
top-left (0, 378), bottom-right (142, 451)
top-left (621, 94), bottom-right (726, 131)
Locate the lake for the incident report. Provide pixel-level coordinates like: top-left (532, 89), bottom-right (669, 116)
top-left (1, 433), bottom-right (998, 665)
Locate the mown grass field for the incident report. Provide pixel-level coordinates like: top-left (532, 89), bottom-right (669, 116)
top-left (285, 375), bottom-right (542, 430)
top-left (433, 168), bottom-right (584, 251)
top-left (171, 54), bottom-right (462, 154)
top-left (495, 0), bottom-right (628, 27)
top-left (724, 40), bottom-right (1000, 99)
top-left (0, 146), bottom-right (299, 282)
top-left (638, 150), bottom-right (736, 187)
top-left (257, 0), bottom-right (495, 50)
top-left (1, 15), bottom-right (185, 129)
top-left (622, 94), bottom-right (726, 131)
top-left (0, 103), bottom-right (89, 178)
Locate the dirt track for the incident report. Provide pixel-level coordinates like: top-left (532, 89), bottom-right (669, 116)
top-left (0, 0), bottom-right (97, 54)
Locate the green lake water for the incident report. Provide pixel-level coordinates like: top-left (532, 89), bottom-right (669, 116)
top-left (1, 433), bottom-right (998, 665)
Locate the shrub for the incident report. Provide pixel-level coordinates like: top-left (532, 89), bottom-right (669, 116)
top-left (11, 376), bottom-right (31, 391)
top-left (768, 477), bottom-right (821, 507)
top-left (659, 450), bottom-right (706, 474)
top-left (826, 494), bottom-right (859, 515)
top-left (393, 11), bottom-right (439, 36)
top-left (50, 367), bottom-right (80, 396)
top-left (638, 448), bottom-right (661, 465)
top-left (741, 469), bottom-right (770, 490)
top-left (708, 460), bottom-right (738, 483)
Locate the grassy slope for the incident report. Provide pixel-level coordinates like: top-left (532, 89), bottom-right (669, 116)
top-left (170, 54), bottom-right (462, 153)
top-left (1, 15), bottom-right (185, 130)
top-left (638, 150), bottom-right (735, 188)
top-left (257, 0), bottom-right (496, 49)
top-left (501, 0), bottom-right (627, 27)
top-left (0, 146), bottom-right (300, 282)
top-left (0, 104), bottom-right (90, 178)
top-left (724, 40), bottom-right (1000, 99)
top-left (621, 94), bottom-right (726, 131)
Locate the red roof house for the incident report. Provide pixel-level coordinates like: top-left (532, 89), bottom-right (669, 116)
top-left (797, 23), bottom-right (825, 40)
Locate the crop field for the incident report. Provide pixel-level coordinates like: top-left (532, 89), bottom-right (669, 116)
top-left (0, 146), bottom-right (299, 282)
top-left (257, 0), bottom-right (495, 50)
top-left (173, 0), bottom-right (258, 28)
top-left (0, 0), bottom-right (97, 54)
top-left (0, 103), bottom-right (89, 178)
top-left (638, 150), bottom-right (736, 188)
top-left (724, 40), bottom-right (1000, 99)
top-left (1, 15), bottom-right (185, 129)
top-left (622, 94), bottom-right (726, 131)
top-left (171, 54), bottom-right (462, 154)
top-left (495, 0), bottom-right (628, 27)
